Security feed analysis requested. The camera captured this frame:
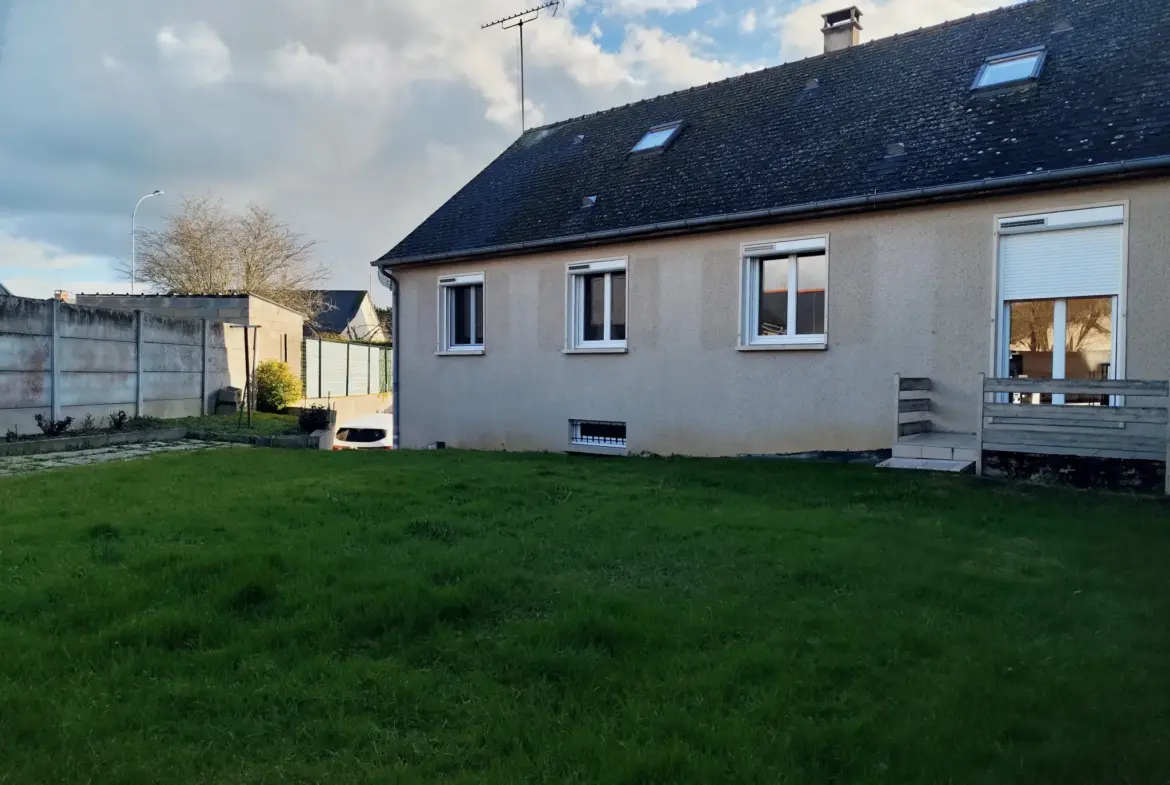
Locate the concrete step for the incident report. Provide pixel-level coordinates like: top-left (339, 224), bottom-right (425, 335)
top-left (877, 457), bottom-right (975, 473)
top-left (892, 443), bottom-right (980, 462)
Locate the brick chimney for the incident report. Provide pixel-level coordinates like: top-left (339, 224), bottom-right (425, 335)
top-left (822, 6), bottom-right (863, 53)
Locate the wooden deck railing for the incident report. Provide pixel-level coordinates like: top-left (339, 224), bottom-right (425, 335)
top-left (893, 374), bottom-right (933, 442)
top-left (977, 375), bottom-right (1170, 492)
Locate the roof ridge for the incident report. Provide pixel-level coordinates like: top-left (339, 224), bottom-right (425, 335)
top-left (521, 0), bottom-right (1038, 136)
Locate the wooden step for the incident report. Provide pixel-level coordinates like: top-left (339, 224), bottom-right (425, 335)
top-left (877, 457), bottom-right (975, 473)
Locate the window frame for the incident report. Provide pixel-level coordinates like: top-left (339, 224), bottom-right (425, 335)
top-left (991, 203), bottom-right (1128, 405)
top-left (739, 236), bottom-right (829, 350)
top-left (565, 258), bottom-right (628, 353)
top-left (972, 46), bottom-right (1046, 90)
top-left (437, 272), bottom-right (485, 355)
top-left (630, 121), bottom-right (684, 154)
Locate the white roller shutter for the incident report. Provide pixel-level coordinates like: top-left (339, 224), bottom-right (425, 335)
top-left (1000, 225), bottom-right (1122, 301)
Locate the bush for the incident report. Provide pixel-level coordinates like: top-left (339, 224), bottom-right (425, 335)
top-left (256, 360), bottom-right (302, 413)
top-left (108, 410), bottom-right (130, 432)
top-left (298, 405), bottom-right (332, 434)
top-left (34, 415), bottom-right (73, 437)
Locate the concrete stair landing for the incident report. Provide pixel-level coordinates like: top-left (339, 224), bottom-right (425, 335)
top-left (880, 431), bottom-right (978, 473)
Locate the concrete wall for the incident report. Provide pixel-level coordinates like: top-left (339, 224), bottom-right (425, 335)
top-left (298, 393), bottom-right (392, 424)
top-left (0, 299), bottom-right (230, 436)
top-left (74, 294), bottom-right (305, 391)
top-left (393, 178), bottom-right (1170, 457)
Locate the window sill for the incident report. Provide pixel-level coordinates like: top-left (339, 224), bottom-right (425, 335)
top-left (563, 346), bottom-right (628, 355)
top-left (737, 342), bottom-right (828, 353)
top-left (436, 349), bottom-right (485, 357)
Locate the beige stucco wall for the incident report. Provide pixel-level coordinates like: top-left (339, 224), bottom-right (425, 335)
top-left (394, 179), bottom-right (1170, 457)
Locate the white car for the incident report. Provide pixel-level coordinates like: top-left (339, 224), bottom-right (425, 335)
top-left (331, 413), bottom-right (394, 451)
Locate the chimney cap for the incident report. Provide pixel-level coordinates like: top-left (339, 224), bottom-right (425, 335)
top-left (822, 6), bottom-right (863, 30)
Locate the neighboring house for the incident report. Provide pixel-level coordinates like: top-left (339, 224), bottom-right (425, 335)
top-left (307, 290), bottom-right (387, 342)
top-left (74, 293), bottom-right (306, 377)
top-left (0, 281), bottom-right (11, 296)
top-left (374, 0), bottom-right (1170, 460)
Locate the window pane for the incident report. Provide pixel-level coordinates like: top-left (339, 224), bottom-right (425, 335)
top-left (1065, 297), bottom-right (1113, 404)
top-left (1008, 299), bottom-right (1056, 403)
top-left (795, 254), bottom-right (827, 335)
top-left (451, 286), bottom-right (473, 346)
top-left (472, 284), bottom-right (484, 345)
top-left (610, 273), bottom-right (626, 341)
top-left (582, 274), bottom-right (605, 342)
top-left (978, 53), bottom-right (1040, 87)
top-left (632, 126), bottom-right (677, 152)
top-left (757, 258), bottom-right (789, 336)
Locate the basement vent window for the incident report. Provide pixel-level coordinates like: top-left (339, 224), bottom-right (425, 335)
top-left (571, 420), bottom-right (627, 449)
top-left (973, 47), bottom-right (1045, 89)
top-left (631, 121), bottom-right (683, 153)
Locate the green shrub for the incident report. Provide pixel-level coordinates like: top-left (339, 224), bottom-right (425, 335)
top-left (255, 360), bottom-right (303, 413)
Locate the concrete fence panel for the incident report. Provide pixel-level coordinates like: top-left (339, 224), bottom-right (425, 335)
top-left (58, 303), bottom-right (137, 341)
top-left (0, 334), bottom-right (52, 371)
top-left (59, 372), bottom-right (137, 407)
top-left (59, 336), bottom-right (137, 373)
top-left (1, 299), bottom-right (238, 435)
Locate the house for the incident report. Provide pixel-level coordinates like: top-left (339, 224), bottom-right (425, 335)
top-left (74, 293), bottom-right (306, 379)
top-left (307, 290), bottom-right (387, 343)
top-left (0, 281), bottom-right (11, 297)
top-left (374, 0), bottom-right (1170, 463)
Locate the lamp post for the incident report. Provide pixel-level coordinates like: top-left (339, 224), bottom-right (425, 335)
top-left (131, 190), bottom-right (164, 294)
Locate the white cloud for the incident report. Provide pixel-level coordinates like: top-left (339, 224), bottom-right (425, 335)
top-left (741, 9), bottom-right (759, 34)
top-left (156, 21), bottom-right (232, 84)
top-left (0, 232), bottom-right (101, 271)
top-left (602, 0), bottom-right (701, 15)
top-left (773, 0), bottom-right (1018, 60)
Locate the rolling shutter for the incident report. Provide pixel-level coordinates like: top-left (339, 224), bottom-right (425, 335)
top-left (999, 225), bottom-right (1122, 301)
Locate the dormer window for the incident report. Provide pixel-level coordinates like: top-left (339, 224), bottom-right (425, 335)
top-left (973, 47), bottom-right (1046, 89)
top-left (631, 122), bottom-right (683, 153)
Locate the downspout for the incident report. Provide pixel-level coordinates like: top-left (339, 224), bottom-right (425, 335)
top-left (376, 265), bottom-right (400, 449)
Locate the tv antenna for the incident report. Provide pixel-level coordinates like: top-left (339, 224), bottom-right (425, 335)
top-left (482, 1), bottom-right (560, 133)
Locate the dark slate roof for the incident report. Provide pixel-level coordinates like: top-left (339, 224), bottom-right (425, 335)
top-left (310, 290), bottom-right (368, 334)
top-left (379, 0), bottom-right (1170, 266)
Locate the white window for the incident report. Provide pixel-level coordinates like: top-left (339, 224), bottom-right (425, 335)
top-left (571, 420), bottom-right (627, 449)
top-left (740, 238), bottom-right (828, 348)
top-left (566, 259), bottom-right (627, 351)
top-left (973, 48), bottom-right (1045, 89)
top-left (437, 273), bottom-right (484, 353)
top-left (995, 206), bottom-right (1125, 405)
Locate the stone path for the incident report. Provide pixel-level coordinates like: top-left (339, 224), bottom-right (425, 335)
top-left (0, 440), bottom-right (239, 477)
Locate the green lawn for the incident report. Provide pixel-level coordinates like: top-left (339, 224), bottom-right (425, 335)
top-left (2, 450), bottom-right (1169, 784)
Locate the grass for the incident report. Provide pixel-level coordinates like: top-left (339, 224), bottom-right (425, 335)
top-left (1, 450), bottom-right (1169, 784)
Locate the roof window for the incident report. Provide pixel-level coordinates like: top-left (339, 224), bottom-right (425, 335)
top-left (631, 121), bottom-right (683, 153)
top-left (972, 47), bottom-right (1045, 89)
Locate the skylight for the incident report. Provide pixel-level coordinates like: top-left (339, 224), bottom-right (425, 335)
top-left (973, 48), bottom-right (1045, 89)
top-left (631, 122), bottom-right (682, 153)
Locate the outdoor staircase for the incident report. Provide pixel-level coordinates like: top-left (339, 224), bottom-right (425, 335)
top-left (877, 374), bottom-right (977, 473)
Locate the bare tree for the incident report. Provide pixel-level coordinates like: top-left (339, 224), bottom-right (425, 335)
top-left (119, 195), bottom-right (331, 322)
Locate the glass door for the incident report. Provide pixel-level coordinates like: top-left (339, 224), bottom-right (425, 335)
top-left (1003, 296), bottom-right (1116, 405)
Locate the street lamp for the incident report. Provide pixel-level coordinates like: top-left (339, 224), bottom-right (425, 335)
top-left (131, 190), bottom-right (164, 295)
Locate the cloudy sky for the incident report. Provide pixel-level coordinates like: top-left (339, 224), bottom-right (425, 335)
top-left (0, 0), bottom-right (1015, 304)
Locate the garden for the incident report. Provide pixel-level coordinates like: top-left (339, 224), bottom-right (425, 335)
top-left (2, 448), bottom-right (1170, 783)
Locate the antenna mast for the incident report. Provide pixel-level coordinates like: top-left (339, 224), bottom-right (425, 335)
top-left (482, 1), bottom-right (560, 133)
